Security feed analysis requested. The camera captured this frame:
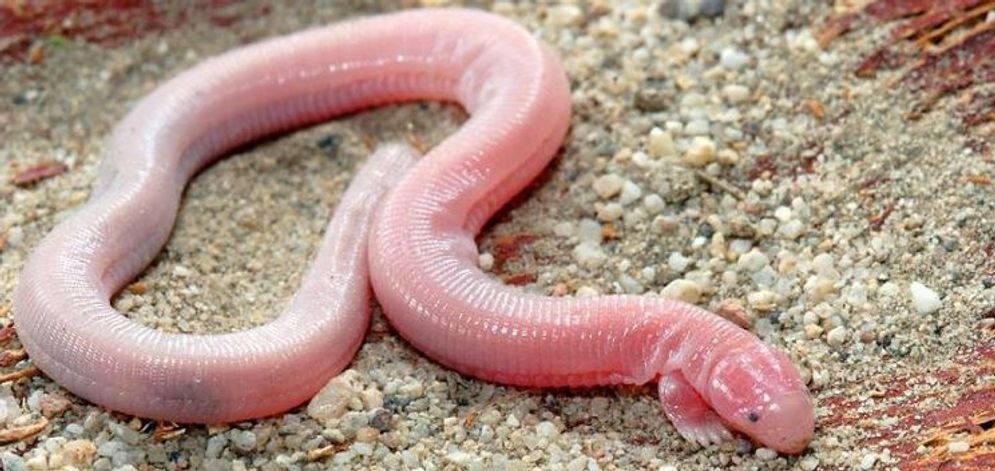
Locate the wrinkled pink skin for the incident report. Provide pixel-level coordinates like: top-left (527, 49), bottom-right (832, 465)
top-left (13, 9), bottom-right (814, 453)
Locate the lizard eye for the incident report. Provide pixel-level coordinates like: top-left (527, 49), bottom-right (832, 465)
top-left (747, 410), bottom-right (760, 423)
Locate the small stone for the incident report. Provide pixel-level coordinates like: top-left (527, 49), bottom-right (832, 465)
top-left (778, 220), bottom-right (804, 239)
top-left (59, 439), bottom-right (96, 468)
top-left (619, 180), bottom-right (642, 205)
top-left (661, 279), bottom-right (704, 304)
top-left (684, 119), bottom-right (710, 135)
top-left (64, 423), bottom-right (85, 436)
top-left (553, 221), bottom-right (574, 237)
top-left (619, 275), bottom-right (645, 294)
top-left (659, 0), bottom-right (726, 20)
top-left (719, 48), bottom-right (749, 70)
top-left (715, 299), bottom-right (752, 328)
top-left (576, 286), bottom-right (599, 297)
top-left (804, 324), bottom-right (824, 339)
top-left (546, 5), bottom-right (583, 26)
top-left (717, 149), bottom-right (740, 165)
top-left (746, 290), bottom-right (778, 311)
top-left (799, 456), bottom-right (820, 471)
top-left (682, 136), bottom-right (716, 167)
top-left (773, 206), bottom-right (793, 222)
top-left (172, 265), bottom-right (192, 278)
top-left (361, 388), bottom-right (384, 410)
top-left (812, 253), bottom-right (836, 276)
top-left (737, 249), bottom-right (769, 272)
top-left (369, 408), bottom-right (393, 431)
top-left (596, 202), bottom-right (624, 222)
top-left (629, 151), bottom-right (652, 169)
top-left (859, 453), bottom-right (878, 469)
top-left (668, 252), bottom-right (691, 272)
top-left (910, 282), bottom-right (942, 314)
top-left (231, 430), bottom-right (257, 453)
top-left (109, 421), bottom-right (141, 445)
top-left (567, 457), bottom-right (590, 471)
top-left (948, 441), bottom-right (970, 453)
top-left (355, 427), bottom-right (380, 443)
top-left (577, 219), bottom-right (603, 243)
top-left (643, 194), bottom-right (665, 214)
top-left (25, 455), bottom-right (46, 470)
top-left (722, 84), bottom-right (750, 103)
top-left (399, 381), bottom-right (424, 399)
top-left (535, 421), bottom-right (559, 439)
top-left (203, 459), bottom-right (233, 471)
top-left (446, 450), bottom-right (474, 466)
top-left (593, 174), bottom-right (625, 199)
top-left (1, 452), bottom-right (26, 471)
top-left (648, 127), bottom-right (676, 158)
top-left (206, 434), bottom-right (228, 459)
top-left (478, 252), bottom-right (495, 271)
top-left (573, 242), bottom-right (607, 269)
top-left (635, 88), bottom-right (670, 112)
top-left (826, 326), bottom-right (848, 346)
top-left (307, 370), bottom-right (361, 422)
top-left (755, 447), bottom-right (777, 460)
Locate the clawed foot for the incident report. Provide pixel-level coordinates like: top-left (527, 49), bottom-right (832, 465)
top-left (658, 371), bottom-right (734, 448)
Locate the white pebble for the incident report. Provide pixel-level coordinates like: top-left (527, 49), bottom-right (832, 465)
top-left (722, 84), bottom-right (751, 103)
top-left (773, 206), bottom-right (793, 222)
top-left (682, 136), bottom-right (716, 167)
top-left (575, 286), bottom-right (599, 297)
top-left (619, 180), bottom-right (642, 206)
top-left (573, 242), bottom-right (607, 269)
top-left (826, 326), bottom-right (848, 346)
top-left (535, 421), bottom-right (560, 439)
top-left (804, 324), bottom-right (824, 339)
top-left (812, 253), bottom-right (835, 276)
top-left (661, 279), bottom-right (703, 304)
top-left (642, 194), bottom-right (665, 214)
top-left (799, 456), bottom-right (820, 471)
top-left (747, 290), bottom-right (778, 311)
top-left (859, 453), bottom-right (878, 470)
top-left (737, 249), bottom-right (769, 272)
top-left (596, 203), bottom-right (624, 222)
top-left (729, 239), bottom-right (752, 254)
top-left (631, 151), bottom-right (654, 168)
top-left (399, 381), bottom-right (424, 399)
top-left (778, 219), bottom-right (804, 239)
top-left (684, 119), bottom-right (710, 136)
top-left (545, 5), bottom-right (583, 26)
top-left (577, 218), bottom-right (602, 243)
top-left (754, 447), bottom-right (777, 460)
top-left (648, 127), bottom-right (676, 158)
top-left (553, 221), bottom-right (574, 237)
top-left (668, 252), bottom-right (691, 272)
top-left (478, 253), bottom-right (494, 271)
top-left (720, 48), bottom-right (750, 70)
top-left (446, 450), bottom-right (474, 465)
top-left (619, 275), bottom-right (644, 294)
top-left (910, 282), bottom-right (942, 314)
top-left (948, 441), bottom-right (970, 453)
top-left (593, 174), bottom-right (625, 199)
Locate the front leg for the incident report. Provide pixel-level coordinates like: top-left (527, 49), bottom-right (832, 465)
top-left (658, 371), bottom-right (734, 447)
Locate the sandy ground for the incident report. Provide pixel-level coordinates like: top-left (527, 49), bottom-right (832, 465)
top-left (2, 1), bottom-right (995, 470)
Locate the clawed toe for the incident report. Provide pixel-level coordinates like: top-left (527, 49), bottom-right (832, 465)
top-left (658, 371), bottom-right (735, 448)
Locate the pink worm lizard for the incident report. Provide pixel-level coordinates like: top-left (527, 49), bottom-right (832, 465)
top-left (13, 9), bottom-right (814, 453)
